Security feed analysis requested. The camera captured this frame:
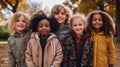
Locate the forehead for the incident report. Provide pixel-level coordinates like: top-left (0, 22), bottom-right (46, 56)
top-left (38, 19), bottom-right (50, 24)
top-left (55, 8), bottom-right (66, 14)
top-left (72, 18), bottom-right (84, 24)
top-left (15, 15), bottom-right (25, 20)
top-left (93, 13), bottom-right (102, 18)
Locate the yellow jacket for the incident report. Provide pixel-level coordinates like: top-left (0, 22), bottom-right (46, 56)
top-left (92, 31), bottom-right (115, 67)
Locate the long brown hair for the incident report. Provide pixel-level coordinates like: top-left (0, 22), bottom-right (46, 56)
top-left (87, 10), bottom-right (115, 37)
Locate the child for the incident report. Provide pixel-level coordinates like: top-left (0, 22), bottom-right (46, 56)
top-left (87, 10), bottom-right (115, 67)
top-left (25, 12), bottom-right (63, 67)
top-left (61, 14), bottom-right (93, 67)
top-left (50, 4), bottom-right (71, 44)
top-left (8, 12), bottom-right (31, 67)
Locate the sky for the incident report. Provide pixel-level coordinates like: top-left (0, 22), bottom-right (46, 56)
top-left (29, 0), bottom-right (65, 9)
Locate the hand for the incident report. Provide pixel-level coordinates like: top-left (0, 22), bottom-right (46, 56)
top-left (30, 32), bottom-right (36, 39)
top-left (10, 31), bottom-right (15, 36)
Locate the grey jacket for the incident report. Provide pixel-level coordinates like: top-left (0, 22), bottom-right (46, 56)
top-left (8, 30), bottom-right (31, 67)
top-left (56, 25), bottom-right (70, 45)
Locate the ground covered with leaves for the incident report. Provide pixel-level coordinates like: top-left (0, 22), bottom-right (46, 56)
top-left (0, 42), bottom-right (120, 67)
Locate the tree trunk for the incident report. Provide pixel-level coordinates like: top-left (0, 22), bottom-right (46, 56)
top-left (116, 0), bottom-right (120, 41)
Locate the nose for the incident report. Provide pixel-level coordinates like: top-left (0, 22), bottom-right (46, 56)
top-left (42, 26), bottom-right (47, 29)
top-left (58, 14), bottom-right (62, 17)
top-left (96, 20), bottom-right (99, 23)
top-left (19, 20), bottom-right (24, 23)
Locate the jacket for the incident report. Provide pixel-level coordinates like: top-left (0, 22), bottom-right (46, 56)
top-left (25, 33), bottom-right (63, 67)
top-left (61, 31), bottom-right (93, 67)
top-left (8, 30), bottom-right (31, 67)
top-left (92, 31), bottom-right (115, 67)
top-left (56, 25), bottom-right (70, 45)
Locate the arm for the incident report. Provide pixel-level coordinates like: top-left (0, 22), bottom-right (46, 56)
top-left (8, 39), bottom-right (16, 67)
top-left (25, 40), bottom-right (35, 67)
top-left (10, 31), bottom-right (15, 36)
top-left (52, 39), bottom-right (63, 67)
top-left (107, 37), bottom-right (115, 66)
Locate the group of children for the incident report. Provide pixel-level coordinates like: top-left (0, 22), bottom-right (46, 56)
top-left (7, 4), bottom-right (115, 67)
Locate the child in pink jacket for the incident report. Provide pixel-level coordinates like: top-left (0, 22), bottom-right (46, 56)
top-left (25, 11), bottom-right (63, 67)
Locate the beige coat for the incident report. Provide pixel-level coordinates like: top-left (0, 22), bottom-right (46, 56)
top-left (25, 33), bottom-right (63, 67)
top-left (92, 31), bottom-right (115, 67)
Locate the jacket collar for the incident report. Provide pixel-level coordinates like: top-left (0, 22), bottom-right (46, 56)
top-left (70, 30), bottom-right (91, 39)
top-left (14, 30), bottom-right (28, 37)
top-left (35, 33), bottom-right (57, 40)
top-left (91, 30), bottom-right (104, 36)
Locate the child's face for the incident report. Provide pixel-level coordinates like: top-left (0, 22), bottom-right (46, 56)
top-left (54, 9), bottom-right (67, 26)
top-left (72, 18), bottom-right (85, 36)
top-left (92, 14), bottom-right (103, 30)
top-left (15, 15), bottom-right (27, 33)
top-left (37, 19), bottom-right (51, 38)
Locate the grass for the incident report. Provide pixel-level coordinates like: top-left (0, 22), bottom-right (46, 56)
top-left (0, 41), bottom-right (8, 46)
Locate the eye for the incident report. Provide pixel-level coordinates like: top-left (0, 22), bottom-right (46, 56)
top-left (61, 12), bottom-right (65, 15)
top-left (16, 19), bottom-right (20, 22)
top-left (39, 25), bottom-right (43, 27)
top-left (73, 24), bottom-right (77, 27)
top-left (79, 24), bottom-right (82, 26)
top-left (22, 20), bottom-right (26, 23)
top-left (99, 19), bottom-right (102, 21)
top-left (55, 12), bottom-right (59, 15)
top-left (45, 24), bottom-right (50, 27)
top-left (92, 19), bottom-right (96, 21)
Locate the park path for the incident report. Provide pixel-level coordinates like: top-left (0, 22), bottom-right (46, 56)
top-left (0, 42), bottom-right (120, 67)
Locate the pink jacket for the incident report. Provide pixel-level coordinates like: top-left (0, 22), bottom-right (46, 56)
top-left (25, 33), bottom-right (63, 67)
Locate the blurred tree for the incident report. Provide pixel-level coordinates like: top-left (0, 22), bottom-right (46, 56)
top-left (0, 0), bottom-right (29, 13)
top-left (116, 0), bottom-right (120, 41)
top-left (26, 1), bottom-right (43, 16)
top-left (63, 0), bottom-right (115, 17)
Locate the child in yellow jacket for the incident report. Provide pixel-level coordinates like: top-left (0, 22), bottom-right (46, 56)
top-left (87, 10), bottom-right (116, 67)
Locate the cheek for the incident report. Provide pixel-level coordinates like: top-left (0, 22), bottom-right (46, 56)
top-left (91, 22), bottom-right (95, 26)
top-left (37, 27), bottom-right (41, 32)
top-left (54, 15), bottom-right (58, 19)
top-left (72, 26), bottom-right (76, 31)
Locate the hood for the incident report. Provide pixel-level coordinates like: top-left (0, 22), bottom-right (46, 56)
top-left (91, 30), bottom-right (104, 36)
top-left (70, 30), bottom-right (91, 39)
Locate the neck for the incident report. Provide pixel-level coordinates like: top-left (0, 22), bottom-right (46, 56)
top-left (59, 23), bottom-right (64, 28)
top-left (39, 35), bottom-right (48, 39)
top-left (76, 33), bottom-right (83, 38)
top-left (94, 29), bottom-right (101, 33)
top-left (16, 30), bottom-right (24, 34)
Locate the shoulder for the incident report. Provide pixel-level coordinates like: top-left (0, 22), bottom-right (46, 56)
top-left (24, 30), bottom-right (32, 36)
top-left (8, 36), bottom-right (15, 44)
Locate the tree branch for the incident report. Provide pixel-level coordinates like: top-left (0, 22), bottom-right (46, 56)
top-left (5, 0), bottom-right (14, 7)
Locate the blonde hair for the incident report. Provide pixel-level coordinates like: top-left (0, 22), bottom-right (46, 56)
top-left (70, 14), bottom-right (87, 29)
top-left (8, 12), bottom-right (29, 32)
top-left (50, 4), bottom-right (71, 23)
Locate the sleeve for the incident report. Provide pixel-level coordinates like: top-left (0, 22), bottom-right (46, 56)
top-left (8, 39), bottom-right (16, 67)
top-left (107, 37), bottom-right (116, 64)
top-left (52, 39), bottom-right (63, 67)
top-left (25, 40), bottom-right (35, 67)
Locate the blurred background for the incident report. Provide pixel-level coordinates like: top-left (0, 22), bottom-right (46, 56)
top-left (0, 0), bottom-right (120, 41)
top-left (0, 0), bottom-right (120, 67)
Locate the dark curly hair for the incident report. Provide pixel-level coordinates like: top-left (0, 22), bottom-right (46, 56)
top-left (29, 10), bottom-right (49, 32)
top-left (48, 17), bottom-right (59, 33)
top-left (29, 10), bottom-right (59, 33)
